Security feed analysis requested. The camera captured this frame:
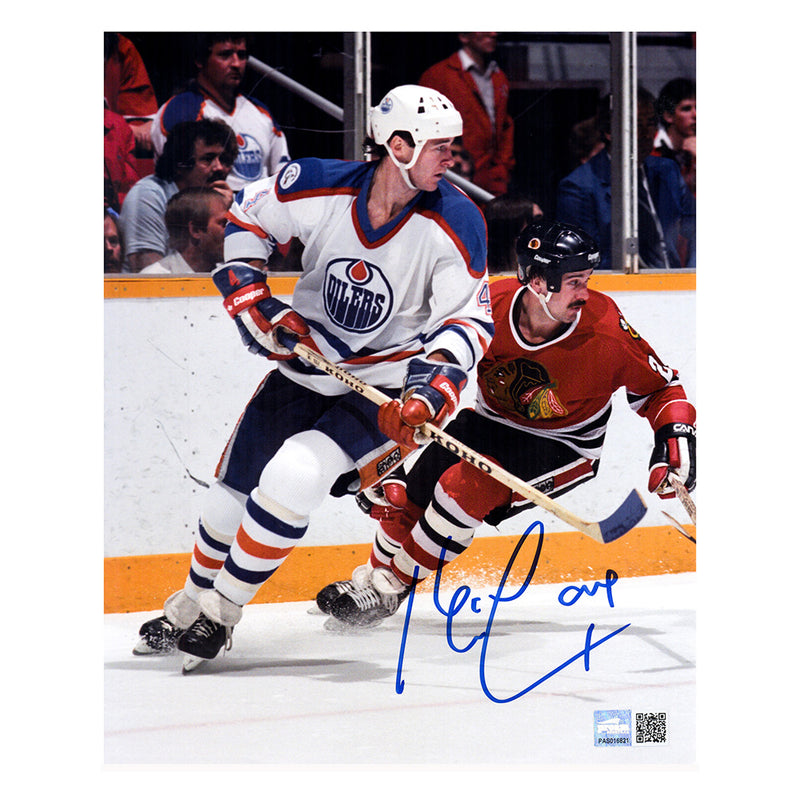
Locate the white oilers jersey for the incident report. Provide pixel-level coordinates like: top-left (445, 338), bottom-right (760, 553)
top-left (151, 88), bottom-right (291, 191)
top-left (224, 157), bottom-right (494, 395)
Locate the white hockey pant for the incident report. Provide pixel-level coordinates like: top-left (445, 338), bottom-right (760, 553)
top-left (211, 430), bottom-right (354, 607)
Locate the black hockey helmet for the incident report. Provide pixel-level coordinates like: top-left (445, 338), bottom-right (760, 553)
top-left (515, 220), bottom-right (600, 293)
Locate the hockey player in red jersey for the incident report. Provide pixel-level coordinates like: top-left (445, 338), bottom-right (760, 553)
top-left (318, 219), bottom-right (696, 626)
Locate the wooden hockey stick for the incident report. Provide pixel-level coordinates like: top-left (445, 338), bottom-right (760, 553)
top-left (289, 341), bottom-right (647, 544)
top-left (668, 474), bottom-right (697, 527)
top-left (662, 510), bottom-right (696, 544)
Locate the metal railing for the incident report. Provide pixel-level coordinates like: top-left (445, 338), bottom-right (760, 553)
top-left (247, 50), bottom-right (496, 206)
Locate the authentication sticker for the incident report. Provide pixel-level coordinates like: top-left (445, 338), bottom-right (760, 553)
top-left (593, 710), bottom-right (632, 747)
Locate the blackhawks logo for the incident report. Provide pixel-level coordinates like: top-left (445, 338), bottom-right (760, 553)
top-left (482, 359), bottom-right (568, 420)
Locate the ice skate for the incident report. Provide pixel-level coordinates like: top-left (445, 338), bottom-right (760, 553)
top-left (329, 567), bottom-right (410, 627)
top-left (315, 564), bottom-right (372, 615)
top-left (177, 614), bottom-right (233, 673)
top-left (177, 590), bottom-right (241, 672)
top-left (132, 615), bottom-right (184, 655)
top-left (315, 580), bottom-right (355, 615)
top-left (132, 590), bottom-right (200, 655)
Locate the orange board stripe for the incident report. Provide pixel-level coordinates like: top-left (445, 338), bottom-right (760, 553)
top-left (104, 525), bottom-right (696, 614)
top-left (104, 272), bottom-right (695, 300)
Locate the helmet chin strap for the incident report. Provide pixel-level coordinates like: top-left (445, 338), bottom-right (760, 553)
top-left (527, 283), bottom-right (559, 322)
top-left (397, 165), bottom-right (418, 191)
top-left (387, 143), bottom-right (421, 191)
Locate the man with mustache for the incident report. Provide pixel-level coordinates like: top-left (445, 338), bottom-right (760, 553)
top-left (150, 33), bottom-right (290, 192)
top-left (317, 220), bottom-right (696, 626)
top-left (118, 118), bottom-right (237, 271)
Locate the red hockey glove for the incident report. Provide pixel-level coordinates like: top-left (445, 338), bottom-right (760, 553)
top-left (378, 357), bottom-right (467, 448)
top-left (213, 262), bottom-right (311, 360)
top-left (648, 421), bottom-right (696, 499)
top-left (356, 470), bottom-right (409, 521)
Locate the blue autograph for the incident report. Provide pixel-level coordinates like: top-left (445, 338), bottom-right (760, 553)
top-left (395, 520), bottom-right (630, 702)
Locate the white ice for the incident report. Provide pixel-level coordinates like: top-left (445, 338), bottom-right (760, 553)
top-left (105, 571), bottom-right (695, 767)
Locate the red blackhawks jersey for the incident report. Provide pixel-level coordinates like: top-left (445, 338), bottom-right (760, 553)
top-left (475, 278), bottom-right (691, 460)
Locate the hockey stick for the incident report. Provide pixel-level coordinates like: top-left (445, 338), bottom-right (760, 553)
top-left (288, 341), bottom-right (647, 544)
top-left (667, 474), bottom-right (697, 528)
top-left (662, 510), bottom-right (696, 544)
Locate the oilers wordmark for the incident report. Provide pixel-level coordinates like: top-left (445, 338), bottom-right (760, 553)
top-left (324, 258), bottom-right (393, 333)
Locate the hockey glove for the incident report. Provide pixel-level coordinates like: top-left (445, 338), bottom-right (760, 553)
top-left (648, 421), bottom-right (696, 498)
top-left (356, 470), bottom-right (409, 518)
top-left (213, 262), bottom-right (310, 360)
top-left (378, 357), bottom-right (467, 449)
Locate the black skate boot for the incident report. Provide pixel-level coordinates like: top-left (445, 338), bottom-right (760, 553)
top-left (133, 615), bottom-right (184, 655)
top-left (329, 578), bottom-right (410, 628)
top-left (177, 613), bottom-right (233, 673)
top-left (315, 580), bottom-right (355, 614)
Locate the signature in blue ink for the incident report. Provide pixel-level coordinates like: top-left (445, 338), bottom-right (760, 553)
top-left (558, 569), bottom-right (619, 608)
top-left (395, 520), bottom-right (630, 702)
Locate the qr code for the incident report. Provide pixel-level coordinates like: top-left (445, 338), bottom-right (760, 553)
top-left (635, 712), bottom-right (667, 744)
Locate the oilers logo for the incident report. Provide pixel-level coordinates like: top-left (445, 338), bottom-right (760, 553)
top-left (232, 133), bottom-right (264, 181)
top-left (324, 258), bottom-right (393, 334)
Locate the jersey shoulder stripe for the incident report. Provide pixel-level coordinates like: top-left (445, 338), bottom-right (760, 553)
top-left (275, 158), bottom-right (371, 200)
top-left (418, 180), bottom-right (487, 279)
top-left (158, 91), bottom-right (205, 136)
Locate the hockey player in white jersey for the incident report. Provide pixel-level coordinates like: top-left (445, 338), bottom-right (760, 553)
top-left (133, 85), bottom-right (495, 671)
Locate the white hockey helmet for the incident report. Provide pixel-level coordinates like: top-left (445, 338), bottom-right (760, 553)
top-left (368, 85), bottom-right (463, 173)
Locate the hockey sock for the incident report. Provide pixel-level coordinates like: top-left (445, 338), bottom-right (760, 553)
top-left (369, 502), bottom-right (424, 569)
top-left (392, 461), bottom-right (510, 584)
top-left (392, 482), bottom-right (481, 584)
top-left (185, 482), bottom-right (247, 598)
top-left (213, 487), bottom-right (309, 607)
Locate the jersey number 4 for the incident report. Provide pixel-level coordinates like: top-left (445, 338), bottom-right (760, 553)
top-left (478, 282), bottom-right (492, 316)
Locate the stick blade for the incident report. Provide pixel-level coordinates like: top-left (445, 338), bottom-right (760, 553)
top-left (597, 489), bottom-right (648, 543)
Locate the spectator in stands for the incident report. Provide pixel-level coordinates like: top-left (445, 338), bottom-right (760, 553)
top-left (118, 118), bottom-right (237, 272)
top-left (654, 78), bottom-right (696, 195)
top-left (556, 88), bottom-right (696, 269)
top-left (139, 188), bottom-right (228, 275)
top-left (420, 32), bottom-right (514, 195)
top-left (567, 115), bottom-right (605, 169)
top-left (150, 33), bottom-right (291, 192)
top-left (483, 193), bottom-right (543, 274)
top-left (104, 101), bottom-right (141, 212)
top-left (104, 209), bottom-right (123, 273)
top-left (104, 33), bottom-right (159, 178)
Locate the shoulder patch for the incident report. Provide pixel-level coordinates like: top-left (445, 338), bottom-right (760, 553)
top-left (275, 158), bottom-right (370, 198)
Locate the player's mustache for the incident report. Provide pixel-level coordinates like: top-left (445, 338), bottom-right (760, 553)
top-left (569, 300), bottom-right (587, 309)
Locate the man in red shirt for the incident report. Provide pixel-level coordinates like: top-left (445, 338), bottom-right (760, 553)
top-left (420, 33), bottom-right (515, 196)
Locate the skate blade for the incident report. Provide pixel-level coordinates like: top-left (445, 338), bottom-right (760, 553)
top-left (181, 655), bottom-right (208, 673)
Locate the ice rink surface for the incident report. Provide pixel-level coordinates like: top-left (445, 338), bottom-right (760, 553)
top-left (106, 569), bottom-right (696, 766)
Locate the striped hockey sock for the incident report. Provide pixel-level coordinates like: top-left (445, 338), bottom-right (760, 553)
top-left (392, 482), bottom-right (481, 585)
top-left (186, 518), bottom-right (237, 597)
top-left (368, 501), bottom-right (424, 570)
top-left (212, 488), bottom-right (308, 607)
